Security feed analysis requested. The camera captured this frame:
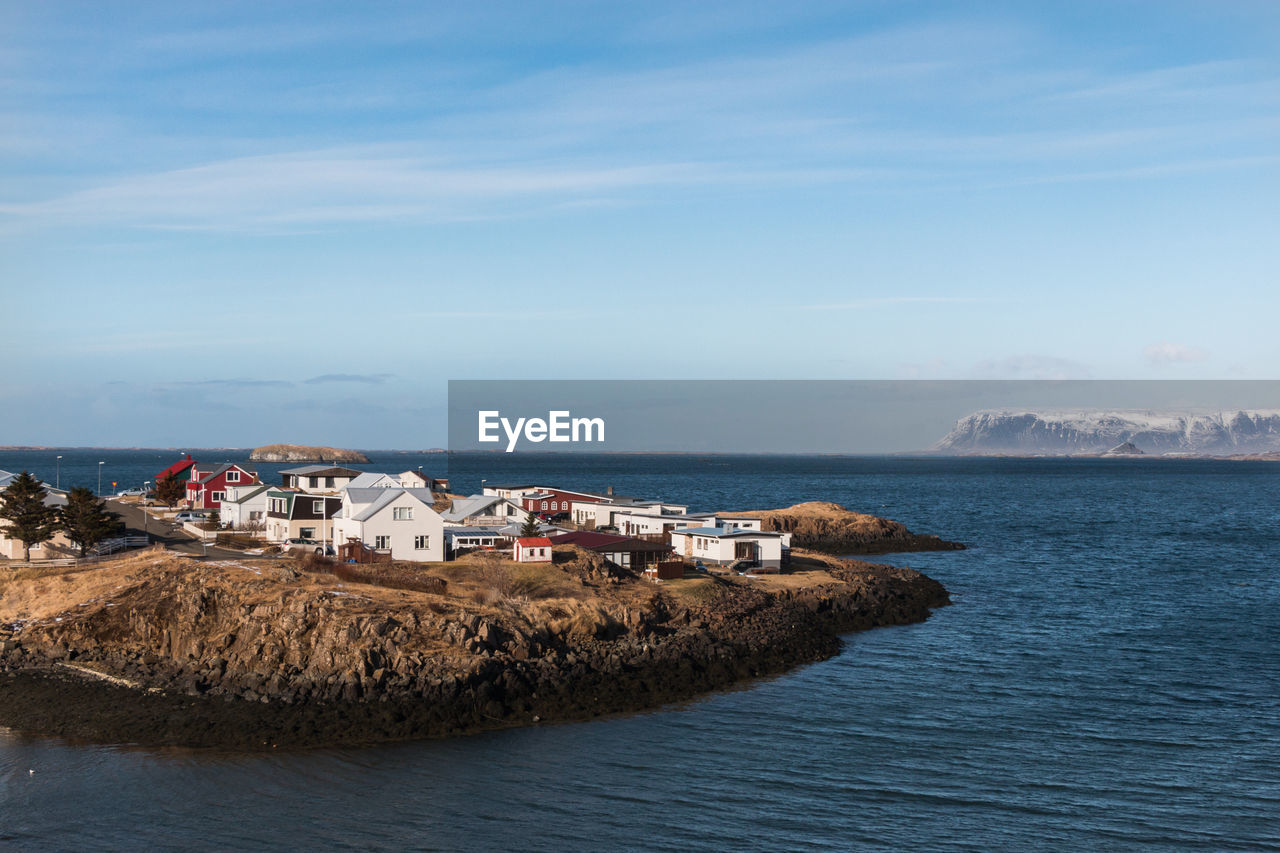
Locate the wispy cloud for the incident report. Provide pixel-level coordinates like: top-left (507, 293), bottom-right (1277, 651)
top-left (304, 373), bottom-right (395, 385)
top-left (970, 355), bottom-right (1094, 380)
top-left (1144, 342), bottom-right (1208, 366)
top-left (794, 296), bottom-right (996, 311)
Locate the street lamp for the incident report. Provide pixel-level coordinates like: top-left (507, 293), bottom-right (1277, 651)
top-left (56, 455), bottom-right (62, 490)
top-left (141, 482), bottom-right (151, 539)
top-left (98, 461), bottom-right (104, 496)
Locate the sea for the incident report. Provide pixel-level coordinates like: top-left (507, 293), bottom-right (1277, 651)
top-left (1, 449), bottom-right (1278, 851)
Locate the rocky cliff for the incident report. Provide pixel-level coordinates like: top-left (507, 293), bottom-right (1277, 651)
top-left (933, 410), bottom-right (1280, 456)
top-left (248, 444), bottom-right (371, 463)
top-left (0, 546), bottom-right (948, 748)
top-left (731, 502), bottom-right (964, 554)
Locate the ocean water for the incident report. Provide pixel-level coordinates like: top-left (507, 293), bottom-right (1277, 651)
top-left (2, 452), bottom-right (1279, 850)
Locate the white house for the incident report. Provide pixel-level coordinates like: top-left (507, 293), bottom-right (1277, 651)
top-left (513, 537), bottom-right (553, 562)
top-left (444, 526), bottom-right (504, 554)
top-left (219, 483), bottom-right (270, 530)
top-left (0, 471), bottom-right (72, 560)
top-left (331, 488), bottom-right (445, 562)
top-left (482, 483), bottom-right (542, 501)
top-left (399, 470), bottom-right (449, 492)
top-left (668, 526), bottom-right (791, 570)
top-left (278, 465), bottom-right (363, 493)
top-left (343, 472), bottom-right (401, 491)
top-left (612, 510), bottom-right (719, 539)
top-left (441, 494), bottom-right (525, 527)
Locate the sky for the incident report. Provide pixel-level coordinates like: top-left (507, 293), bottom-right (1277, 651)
top-left (2, 1), bottom-right (1278, 447)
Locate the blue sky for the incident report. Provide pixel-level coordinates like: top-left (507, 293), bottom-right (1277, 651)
top-left (2, 1), bottom-right (1278, 447)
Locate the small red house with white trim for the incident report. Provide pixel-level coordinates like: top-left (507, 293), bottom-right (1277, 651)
top-left (513, 537), bottom-right (553, 563)
top-left (185, 463), bottom-right (259, 510)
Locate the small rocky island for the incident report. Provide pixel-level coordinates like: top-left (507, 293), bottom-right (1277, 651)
top-left (0, 522), bottom-right (953, 748)
top-left (249, 444), bottom-right (371, 463)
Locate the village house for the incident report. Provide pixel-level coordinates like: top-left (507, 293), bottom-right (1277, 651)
top-left (331, 488), bottom-right (445, 561)
top-left (154, 454), bottom-right (198, 486)
top-left (264, 489), bottom-right (342, 544)
top-left (443, 526), bottom-right (504, 555)
top-left (569, 498), bottom-right (689, 530)
top-left (0, 471), bottom-right (74, 561)
top-left (278, 465), bottom-right (363, 493)
top-left (185, 463), bottom-right (259, 510)
top-left (440, 494), bottom-right (525, 527)
top-left (668, 527), bottom-right (792, 571)
top-left (342, 472), bottom-right (401, 491)
top-left (399, 470), bottom-right (450, 492)
top-left (547, 530), bottom-right (673, 571)
top-left (513, 537), bottom-right (553, 562)
top-left (218, 483), bottom-right (270, 530)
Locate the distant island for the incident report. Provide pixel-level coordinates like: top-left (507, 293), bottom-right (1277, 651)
top-left (931, 410), bottom-right (1280, 457)
top-left (248, 444), bottom-right (371, 463)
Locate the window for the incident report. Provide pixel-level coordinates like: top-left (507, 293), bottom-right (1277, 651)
top-left (250, 511), bottom-right (262, 520)
top-left (300, 527), bottom-right (315, 538)
top-left (313, 499), bottom-right (325, 514)
top-left (551, 501), bottom-right (558, 511)
top-left (226, 470), bottom-right (240, 483)
top-left (393, 506), bottom-right (413, 520)
top-left (212, 491), bottom-right (225, 502)
top-left (414, 535), bottom-right (430, 550)
top-left (374, 535), bottom-right (390, 549)
top-left (541, 501), bottom-right (548, 510)
top-left (325, 477), bottom-right (334, 488)
top-left (309, 476), bottom-right (319, 488)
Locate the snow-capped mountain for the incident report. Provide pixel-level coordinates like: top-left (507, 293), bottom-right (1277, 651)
top-left (932, 410), bottom-right (1280, 455)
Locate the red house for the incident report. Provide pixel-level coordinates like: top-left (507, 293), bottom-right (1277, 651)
top-left (517, 487), bottom-right (612, 517)
top-left (513, 537), bottom-right (553, 562)
top-left (155, 454), bottom-right (198, 485)
top-left (185, 463), bottom-right (259, 509)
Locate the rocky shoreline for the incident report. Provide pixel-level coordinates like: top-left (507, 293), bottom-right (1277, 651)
top-left (248, 444), bottom-right (371, 463)
top-left (0, 549), bottom-right (948, 750)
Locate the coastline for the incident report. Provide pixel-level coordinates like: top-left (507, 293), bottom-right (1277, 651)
top-left (0, 550), bottom-right (948, 750)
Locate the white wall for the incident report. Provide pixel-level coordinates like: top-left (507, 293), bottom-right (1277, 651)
top-left (333, 493), bottom-right (445, 561)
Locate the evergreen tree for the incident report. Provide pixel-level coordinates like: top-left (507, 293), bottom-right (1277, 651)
top-left (207, 508), bottom-right (221, 529)
top-left (59, 487), bottom-right (120, 557)
top-left (0, 471), bottom-right (60, 561)
top-left (519, 510), bottom-right (541, 538)
top-left (156, 474), bottom-right (184, 508)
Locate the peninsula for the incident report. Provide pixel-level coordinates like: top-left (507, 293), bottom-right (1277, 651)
top-left (249, 444), bottom-right (371, 463)
top-left (0, 542), bottom-right (949, 749)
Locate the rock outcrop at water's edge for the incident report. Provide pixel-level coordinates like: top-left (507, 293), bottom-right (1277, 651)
top-left (248, 444), bottom-right (371, 463)
top-left (731, 502), bottom-right (965, 554)
top-left (0, 547), bottom-right (949, 749)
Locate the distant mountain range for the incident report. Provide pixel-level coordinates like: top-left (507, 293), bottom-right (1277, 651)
top-left (932, 410), bottom-right (1280, 456)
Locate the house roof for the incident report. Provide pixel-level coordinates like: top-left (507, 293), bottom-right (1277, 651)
top-left (549, 531), bottom-right (672, 553)
top-left (155, 456), bottom-right (196, 481)
top-left (224, 484), bottom-right (268, 504)
top-left (444, 526), bottom-right (503, 539)
top-left (496, 522), bottom-right (566, 538)
top-left (280, 465), bottom-right (362, 477)
top-left (192, 463), bottom-right (255, 485)
top-left (672, 526), bottom-right (784, 539)
top-left (517, 537), bottom-right (553, 547)
top-left (351, 488), bottom-right (437, 523)
top-left (441, 494), bottom-right (511, 522)
top-left (344, 472), bottom-right (399, 490)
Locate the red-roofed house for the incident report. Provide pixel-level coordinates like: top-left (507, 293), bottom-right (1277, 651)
top-left (185, 463), bottom-right (259, 510)
top-left (155, 454), bottom-right (198, 485)
top-left (513, 537), bottom-right (553, 562)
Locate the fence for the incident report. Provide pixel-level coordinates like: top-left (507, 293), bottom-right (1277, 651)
top-left (4, 537), bottom-right (152, 570)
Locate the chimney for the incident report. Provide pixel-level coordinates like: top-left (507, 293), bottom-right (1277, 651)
top-left (607, 485), bottom-right (614, 496)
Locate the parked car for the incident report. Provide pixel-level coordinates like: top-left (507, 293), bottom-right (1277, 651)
top-left (283, 538), bottom-right (335, 556)
top-left (174, 511), bottom-right (209, 523)
top-left (115, 487), bottom-right (147, 497)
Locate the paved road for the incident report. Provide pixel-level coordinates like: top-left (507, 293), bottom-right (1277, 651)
top-left (107, 499), bottom-right (265, 561)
